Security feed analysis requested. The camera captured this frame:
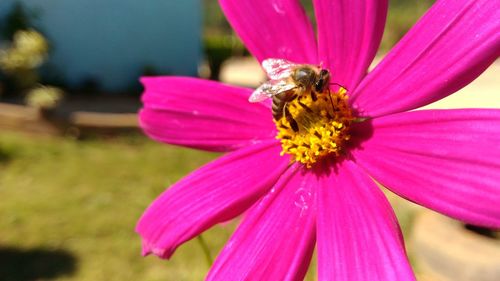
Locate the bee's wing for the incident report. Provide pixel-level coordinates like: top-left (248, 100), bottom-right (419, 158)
top-left (249, 79), bottom-right (296, 103)
top-left (262, 58), bottom-right (297, 80)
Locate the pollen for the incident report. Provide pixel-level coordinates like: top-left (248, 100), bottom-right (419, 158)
top-left (275, 87), bottom-right (353, 168)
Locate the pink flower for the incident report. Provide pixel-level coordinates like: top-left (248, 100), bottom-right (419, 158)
top-left (136, 0), bottom-right (500, 280)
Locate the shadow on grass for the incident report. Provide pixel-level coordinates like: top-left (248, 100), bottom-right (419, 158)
top-left (0, 246), bottom-right (77, 281)
top-left (0, 149), bottom-right (11, 164)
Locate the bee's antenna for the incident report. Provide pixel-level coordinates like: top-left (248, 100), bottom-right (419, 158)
top-left (329, 82), bottom-right (348, 91)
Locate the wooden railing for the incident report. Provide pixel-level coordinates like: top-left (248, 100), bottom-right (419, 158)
top-left (0, 102), bottom-right (140, 137)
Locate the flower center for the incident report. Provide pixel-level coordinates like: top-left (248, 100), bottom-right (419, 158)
top-left (275, 87), bottom-right (353, 168)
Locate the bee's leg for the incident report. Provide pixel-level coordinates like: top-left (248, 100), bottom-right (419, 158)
top-left (284, 104), bottom-right (299, 132)
top-left (326, 89), bottom-right (336, 115)
top-left (310, 90), bottom-right (317, 102)
top-left (297, 100), bottom-right (314, 113)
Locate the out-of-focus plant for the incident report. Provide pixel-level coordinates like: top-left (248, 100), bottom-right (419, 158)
top-left (2, 1), bottom-right (36, 39)
top-left (0, 2), bottom-right (49, 92)
top-left (204, 34), bottom-right (247, 80)
top-left (0, 29), bottom-right (49, 72)
top-left (202, 0), bottom-right (248, 80)
top-left (380, 0), bottom-right (435, 51)
top-left (0, 29), bottom-right (49, 89)
top-left (25, 85), bottom-right (64, 110)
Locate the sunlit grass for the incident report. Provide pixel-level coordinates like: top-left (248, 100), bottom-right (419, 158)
top-left (0, 132), bottom-right (237, 280)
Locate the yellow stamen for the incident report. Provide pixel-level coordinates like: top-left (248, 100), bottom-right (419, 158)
top-left (275, 87), bottom-right (353, 168)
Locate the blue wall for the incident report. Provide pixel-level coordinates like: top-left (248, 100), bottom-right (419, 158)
top-left (0, 0), bottom-right (201, 91)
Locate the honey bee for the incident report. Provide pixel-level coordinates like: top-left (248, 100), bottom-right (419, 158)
top-left (249, 58), bottom-right (331, 132)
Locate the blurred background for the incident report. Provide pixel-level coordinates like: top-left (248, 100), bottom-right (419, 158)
top-left (0, 0), bottom-right (498, 280)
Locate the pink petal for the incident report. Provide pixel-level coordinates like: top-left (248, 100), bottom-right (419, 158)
top-left (351, 0), bottom-right (500, 117)
top-left (219, 0), bottom-right (317, 64)
top-left (136, 141), bottom-right (289, 259)
top-left (207, 164), bottom-right (316, 281)
top-left (313, 0), bottom-right (388, 90)
top-left (318, 161), bottom-right (415, 280)
top-left (352, 109), bottom-right (500, 228)
top-left (140, 77), bottom-right (275, 152)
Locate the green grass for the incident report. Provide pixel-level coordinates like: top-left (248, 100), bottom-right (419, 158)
top-left (0, 132), bottom-right (232, 281)
top-left (0, 132), bottom-right (416, 280)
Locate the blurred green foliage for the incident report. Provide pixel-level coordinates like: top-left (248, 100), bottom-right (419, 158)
top-left (381, 0), bottom-right (435, 51)
top-left (0, 2), bottom-right (49, 94)
top-left (204, 35), bottom-right (246, 80)
top-left (2, 2), bottom-right (33, 39)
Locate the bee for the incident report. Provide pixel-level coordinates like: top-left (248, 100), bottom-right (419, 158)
top-left (249, 58), bottom-right (331, 132)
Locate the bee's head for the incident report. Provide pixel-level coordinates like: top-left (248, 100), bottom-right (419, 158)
top-left (315, 69), bottom-right (331, 92)
top-left (319, 69), bottom-right (329, 78)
